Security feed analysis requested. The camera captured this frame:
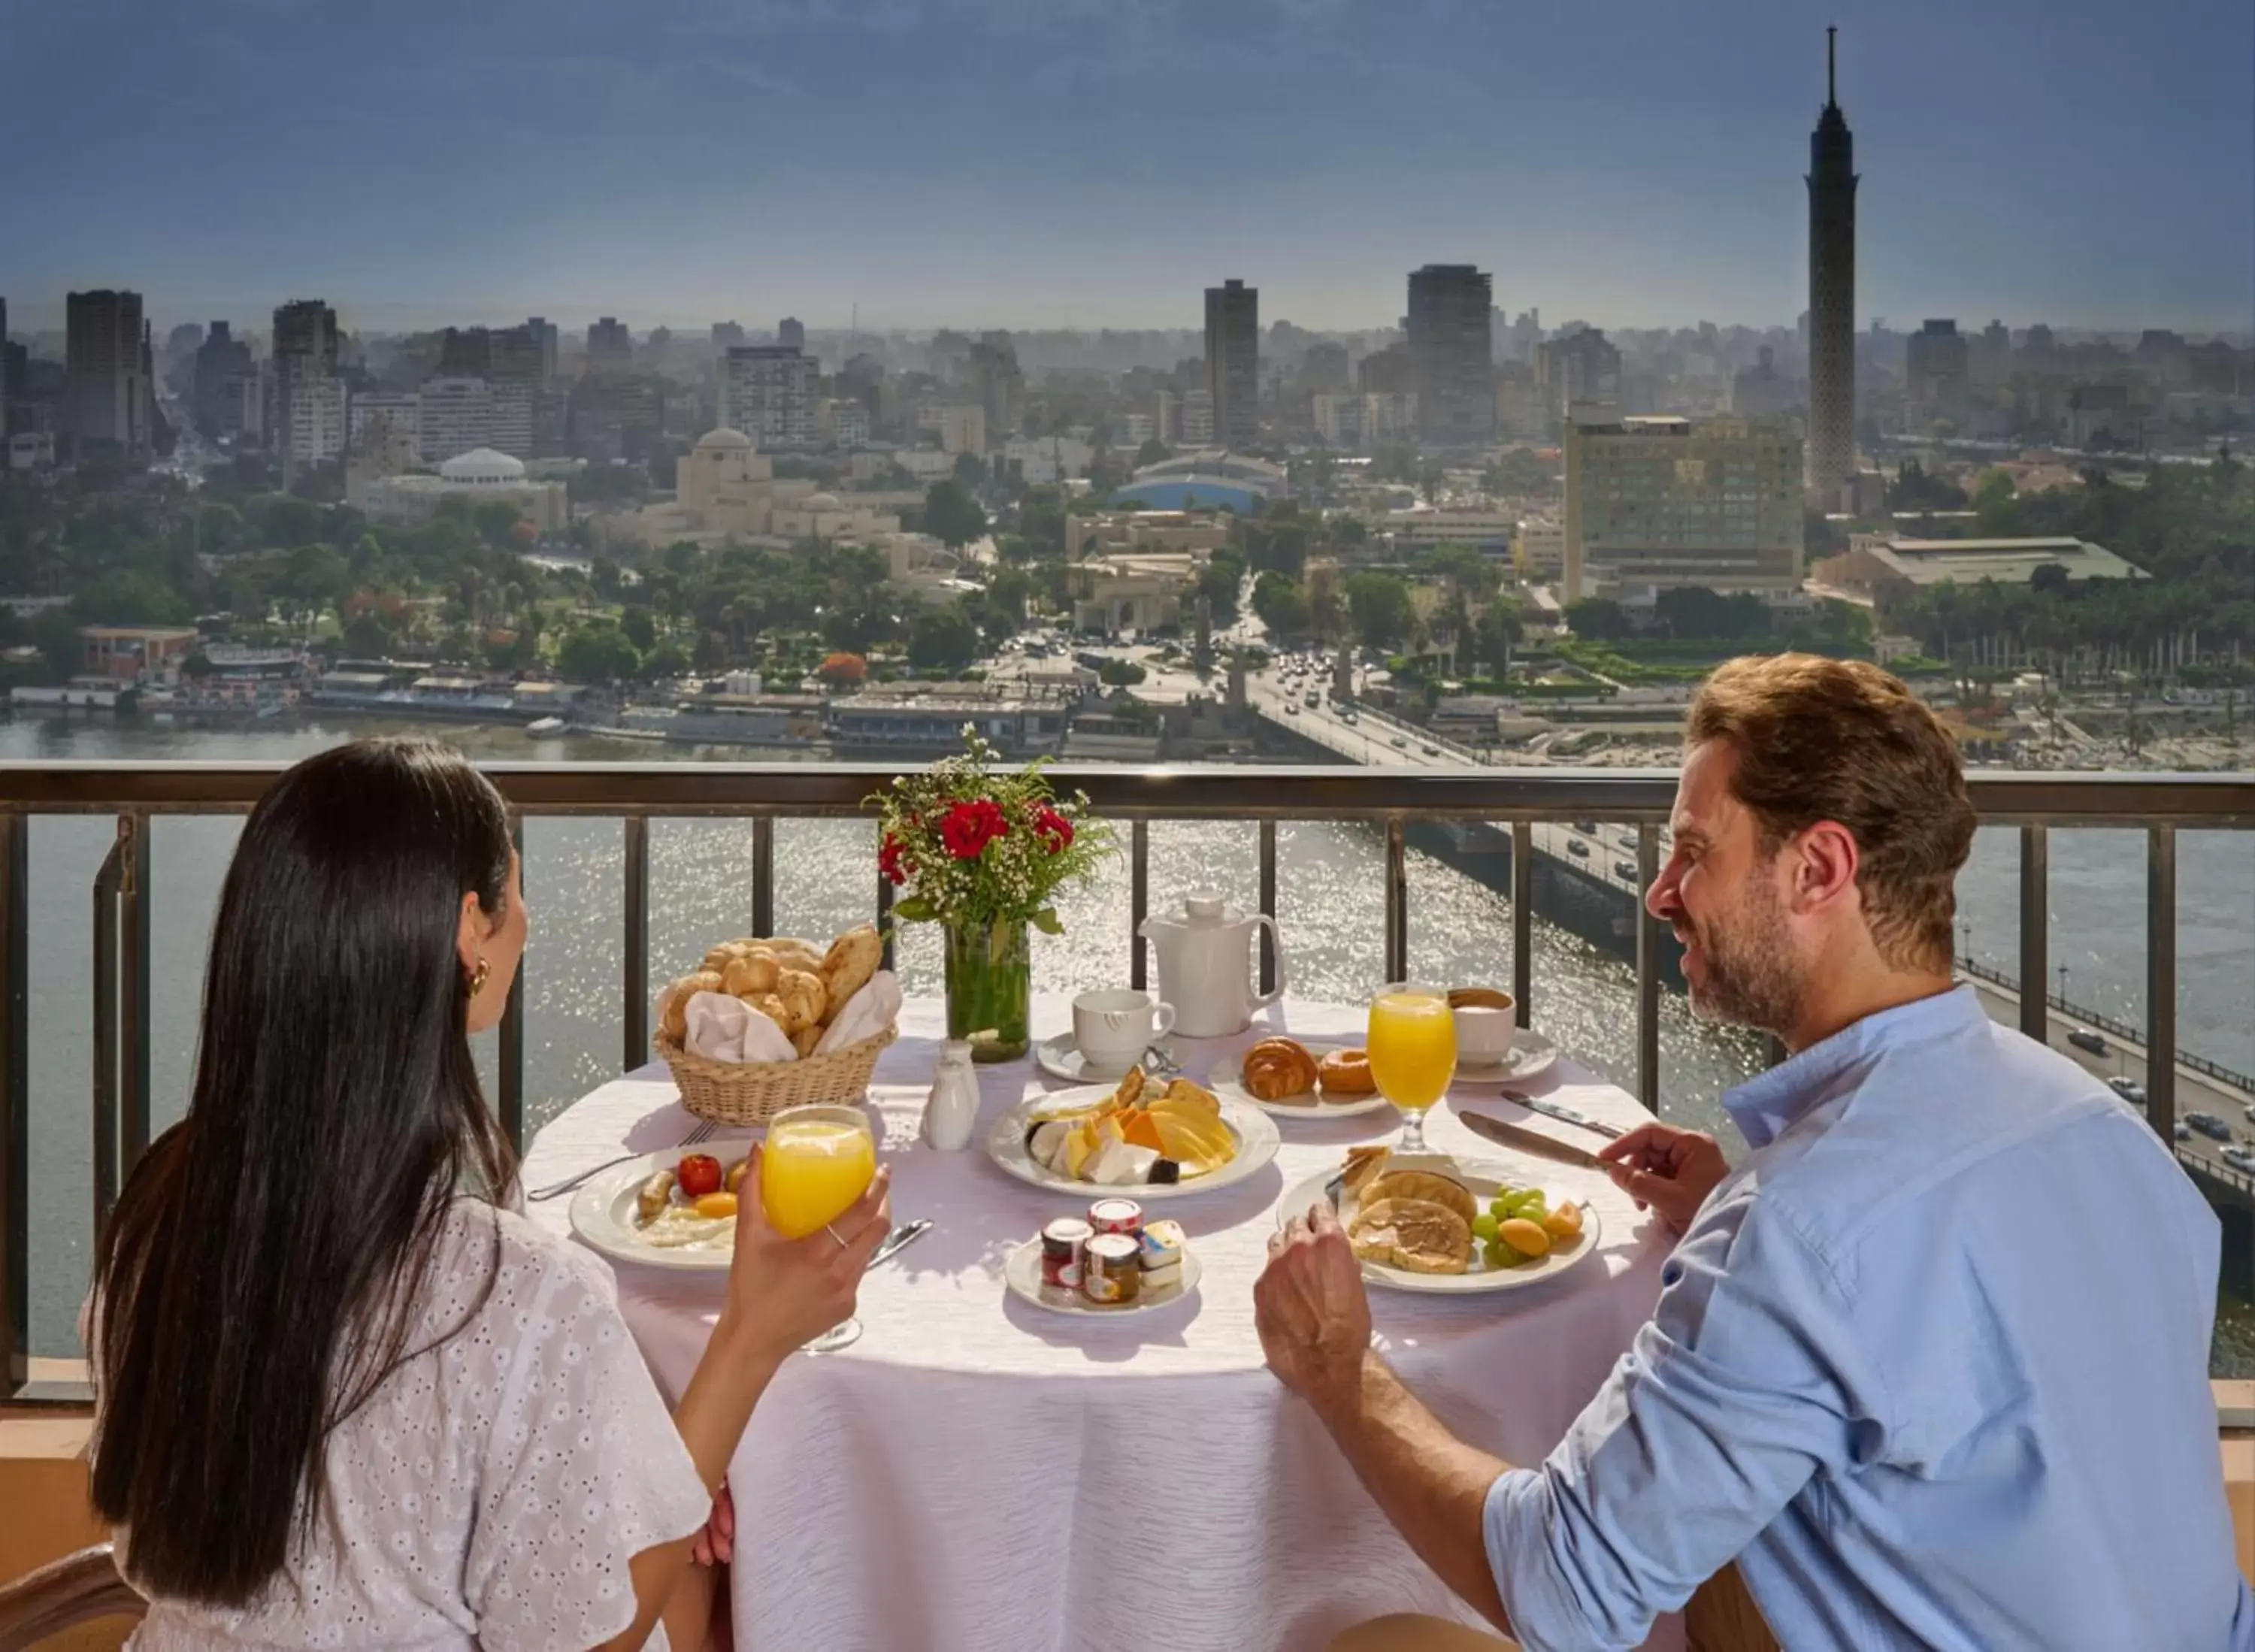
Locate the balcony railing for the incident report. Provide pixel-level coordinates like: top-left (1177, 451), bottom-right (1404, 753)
top-left (2, 760), bottom-right (2250, 1404)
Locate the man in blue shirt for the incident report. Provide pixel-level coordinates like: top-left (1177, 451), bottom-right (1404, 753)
top-left (1256, 654), bottom-right (2252, 1650)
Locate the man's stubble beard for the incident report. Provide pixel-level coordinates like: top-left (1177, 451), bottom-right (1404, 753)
top-left (1685, 870), bottom-right (1806, 1037)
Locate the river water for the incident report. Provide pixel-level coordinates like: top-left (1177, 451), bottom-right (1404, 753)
top-left (6, 715), bottom-right (2251, 1367)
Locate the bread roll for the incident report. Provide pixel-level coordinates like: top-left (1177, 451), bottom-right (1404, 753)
top-left (1242, 1037), bottom-right (1319, 1100)
top-left (822, 923), bottom-right (882, 1012)
top-left (723, 952), bottom-right (781, 997)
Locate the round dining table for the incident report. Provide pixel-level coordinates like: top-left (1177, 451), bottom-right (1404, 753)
top-left (520, 995), bottom-right (1687, 1652)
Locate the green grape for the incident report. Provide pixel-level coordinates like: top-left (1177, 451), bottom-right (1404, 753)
top-left (1482, 1239), bottom-right (1508, 1269)
top-left (1494, 1239), bottom-right (1533, 1267)
top-left (1506, 1190), bottom-right (1545, 1217)
top-left (1489, 1196), bottom-right (1513, 1220)
top-left (1470, 1212), bottom-right (1500, 1242)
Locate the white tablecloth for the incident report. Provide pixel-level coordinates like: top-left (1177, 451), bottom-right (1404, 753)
top-left (522, 997), bottom-right (1685, 1652)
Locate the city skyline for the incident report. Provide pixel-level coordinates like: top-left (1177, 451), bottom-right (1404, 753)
top-left (4, 0), bottom-right (2251, 334)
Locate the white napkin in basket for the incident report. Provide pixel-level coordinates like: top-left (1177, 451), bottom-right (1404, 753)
top-left (683, 991), bottom-right (800, 1064)
top-left (814, 971), bottom-right (901, 1054)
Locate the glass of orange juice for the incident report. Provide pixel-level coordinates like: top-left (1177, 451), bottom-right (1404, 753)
top-left (760, 1103), bottom-right (878, 1352)
top-left (1367, 986), bottom-right (1457, 1152)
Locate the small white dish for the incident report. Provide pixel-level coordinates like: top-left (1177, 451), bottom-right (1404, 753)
top-left (1275, 1151), bottom-right (1601, 1295)
top-left (1034, 1032), bottom-right (1147, 1086)
top-left (568, 1137), bottom-right (756, 1273)
top-left (1001, 1236), bottom-right (1202, 1315)
top-left (986, 1085), bottom-right (1282, 1201)
top-left (1449, 1028), bottom-right (1560, 1086)
top-left (1210, 1042), bottom-right (1394, 1120)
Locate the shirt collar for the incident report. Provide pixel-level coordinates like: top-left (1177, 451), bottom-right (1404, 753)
top-left (1721, 982), bottom-right (1985, 1148)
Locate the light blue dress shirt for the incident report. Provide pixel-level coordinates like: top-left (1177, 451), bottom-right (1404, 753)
top-left (1485, 985), bottom-right (2254, 1650)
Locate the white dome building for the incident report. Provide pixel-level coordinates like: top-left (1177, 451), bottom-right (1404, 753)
top-left (362, 446), bottom-right (567, 531)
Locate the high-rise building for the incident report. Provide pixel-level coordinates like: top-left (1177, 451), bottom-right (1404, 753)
top-left (1358, 343), bottom-right (1415, 398)
top-left (192, 321), bottom-right (256, 442)
top-left (284, 376), bottom-right (349, 465)
top-left (713, 321), bottom-right (746, 349)
top-left (271, 300), bottom-right (340, 377)
top-left (1203, 280), bottom-right (1259, 449)
top-left (719, 346), bottom-right (817, 449)
top-left (525, 317), bottom-right (559, 386)
top-left (1301, 342), bottom-right (1351, 394)
top-left (1536, 327), bottom-right (1622, 427)
top-left (1905, 319), bottom-right (1969, 432)
top-left (969, 334), bottom-right (1023, 447)
top-left (417, 376), bottom-right (498, 464)
top-left (65, 289), bottom-right (150, 460)
top-left (1180, 389), bottom-right (1216, 447)
top-left (778, 317), bottom-right (805, 352)
top-left (1731, 346), bottom-right (1795, 417)
top-left (1805, 26), bottom-right (1858, 503)
top-left (1406, 265), bottom-right (1495, 443)
top-left (1563, 412), bottom-right (1805, 603)
top-left (587, 316), bottom-right (634, 374)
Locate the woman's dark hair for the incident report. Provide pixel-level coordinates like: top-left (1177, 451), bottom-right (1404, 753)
top-left (89, 737), bottom-right (518, 1605)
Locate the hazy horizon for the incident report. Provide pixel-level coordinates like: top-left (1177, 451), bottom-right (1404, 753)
top-left (5, 0), bottom-right (2252, 336)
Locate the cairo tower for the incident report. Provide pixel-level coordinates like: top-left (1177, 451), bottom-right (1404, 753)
top-left (1806, 26), bottom-right (1857, 504)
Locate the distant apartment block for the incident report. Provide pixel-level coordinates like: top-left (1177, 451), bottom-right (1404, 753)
top-left (720, 346), bottom-right (816, 450)
top-left (1536, 328), bottom-right (1621, 431)
top-left (283, 374), bottom-right (348, 465)
top-left (65, 289), bottom-right (150, 460)
top-left (192, 321), bottom-right (257, 442)
top-left (1179, 389), bottom-right (1215, 447)
top-left (1563, 412), bottom-right (1804, 602)
top-left (1905, 319), bottom-right (1969, 432)
top-left (1203, 280), bottom-right (1259, 449)
top-left (587, 316), bottom-right (634, 373)
top-left (1406, 264), bottom-right (1494, 443)
top-left (417, 376), bottom-right (499, 464)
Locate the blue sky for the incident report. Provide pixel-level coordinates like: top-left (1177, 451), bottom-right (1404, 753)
top-left (3, 0), bottom-right (2250, 334)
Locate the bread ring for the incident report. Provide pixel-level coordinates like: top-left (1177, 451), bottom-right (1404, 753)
top-left (821, 923), bottom-right (882, 1014)
top-left (772, 968), bottom-right (828, 1034)
top-left (723, 952), bottom-right (781, 997)
top-left (1318, 1048), bottom-right (1377, 1097)
top-left (1241, 1037), bottom-right (1319, 1100)
top-left (701, 939), bottom-right (755, 974)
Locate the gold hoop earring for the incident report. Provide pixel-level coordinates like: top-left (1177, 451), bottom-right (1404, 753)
top-left (469, 958), bottom-right (491, 997)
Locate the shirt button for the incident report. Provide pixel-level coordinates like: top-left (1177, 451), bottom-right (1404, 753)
top-left (1660, 1260), bottom-right (1684, 1287)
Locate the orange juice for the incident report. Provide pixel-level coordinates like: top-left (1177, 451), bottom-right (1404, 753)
top-left (1367, 991), bottom-right (1457, 1113)
top-left (760, 1110), bottom-right (877, 1239)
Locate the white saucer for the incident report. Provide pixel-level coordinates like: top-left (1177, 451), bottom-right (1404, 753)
top-left (1034, 1032), bottom-right (1152, 1086)
top-left (1003, 1236), bottom-right (1201, 1315)
top-left (1450, 1029), bottom-right (1559, 1086)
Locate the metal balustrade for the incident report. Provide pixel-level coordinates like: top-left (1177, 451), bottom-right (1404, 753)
top-left (2, 760), bottom-right (2250, 1403)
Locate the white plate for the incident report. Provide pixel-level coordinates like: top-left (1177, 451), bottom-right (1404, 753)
top-left (1034, 1033), bottom-right (1152, 1087)
top-left (986, 1085), bottom-right (1282, 1201)
top-left (1211, 1041), bottom-right (1395, 1120)
top-left (1002, 1236), bottom-right (1203, 1315)
top-left (569, 1138), bottom-right (757, 1272)
top-left (1275, 1151), bottom-right (1601, 1294)
top-left (1450, 1028), bottom-right (1560, 1087)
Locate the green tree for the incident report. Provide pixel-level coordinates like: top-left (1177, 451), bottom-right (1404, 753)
top-left (1566, 598), bottom-right (1635, 641)
top-left (619, 606), bottom-right (658, 652)
top-left (1135, 438), bottom-right (1170, 468)
top-left (1196, 549), bottom-right (1246, 626)
top-left (922, 480), bottom-right (989, 549)
top-left (341, 612), bottom-right (392, 658)
top-left (558, 623), bottom-right (640, 685)
top-left (1098, 658), bottom-right (1147, 687)
top-left (1251, 571), bottom-right (1311, 640)
top-left (642, 643), bottom-right (692, 680)
top-left (1345, 572), bottom-right (1415, 650)
top-left (1474, 598), bottom-right (1523, 678)
top-left (907, 607), bottom-right (980, 674)
top-left (473, 501), bottom-right (525, 549)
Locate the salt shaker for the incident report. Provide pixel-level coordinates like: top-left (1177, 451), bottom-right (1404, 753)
top-left (922, 1039), bottom-right (980, 1151)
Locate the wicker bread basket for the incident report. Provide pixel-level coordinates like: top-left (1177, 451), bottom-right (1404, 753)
top-left (658, 1024), bottom-right (900, 1128)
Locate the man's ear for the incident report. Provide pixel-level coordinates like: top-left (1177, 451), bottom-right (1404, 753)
top-left (1790, 819), bottom-right (1860, 915)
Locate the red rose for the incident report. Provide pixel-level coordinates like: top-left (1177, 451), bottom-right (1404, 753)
top-left (940, 800), bottom-right (1008, 860)
top-left (1034, 806), bottom-right (1073, 853)
top-left (879, 833), bottom-right (907, 885)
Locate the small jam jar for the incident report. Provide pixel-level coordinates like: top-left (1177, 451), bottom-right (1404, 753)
top-left (1088, 1198), bottom-right (1145, 1238)
top-left (1081, 1233), bottom-right (1143, 1306)
top-left (1040, 1218), bottom-right (1092, 1290)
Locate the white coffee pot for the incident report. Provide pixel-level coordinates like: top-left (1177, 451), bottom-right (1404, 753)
top-left (1137, 890), bottom-right (1287, 1039)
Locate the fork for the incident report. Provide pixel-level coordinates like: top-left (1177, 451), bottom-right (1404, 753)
top-left (528, 1119), bottom-right (717, 1203)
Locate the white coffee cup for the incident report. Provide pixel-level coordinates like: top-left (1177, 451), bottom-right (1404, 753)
top-left (1072, 988), bottom-right (1177, 1077)
top-left (1448, 986), bottom-right (1518, 1068)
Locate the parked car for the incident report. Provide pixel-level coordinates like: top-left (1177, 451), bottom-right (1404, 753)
top-left (1390, 736), bottom-right (1408, 749)
top-left (1420, 745), bottom-right (1440, 758)
top-left (2066, 1028), bottom-right (2108, 1056)
top-left (1566, 839), bottom-right (1591, 859)
top-left (1614, 860), bottom-right (1639, 881)
top-left (2106, 1076), bottom-right (2147, 1106)
top-left (2186, 1111), bottom-right (2231, 1141)
top-left (2224, 1145), bottom-right (2255, 1174)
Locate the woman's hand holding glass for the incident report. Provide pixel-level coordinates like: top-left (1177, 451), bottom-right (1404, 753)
top-left (722, 1143), bottom-right (891, 1361)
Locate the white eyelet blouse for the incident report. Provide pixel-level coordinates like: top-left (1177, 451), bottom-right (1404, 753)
top-left (115, 1201), bottom-right (711, 1652)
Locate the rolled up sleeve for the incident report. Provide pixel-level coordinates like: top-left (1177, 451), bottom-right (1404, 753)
top-left (1482, 1200), bottom-right (1882, 1651)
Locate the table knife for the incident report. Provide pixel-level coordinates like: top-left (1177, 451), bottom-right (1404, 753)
top-left (867, 1219), bottom-right (931, 1270)
top-left (1509, 1094), bottom-right (1623, 1141)
top-left (1460, 1111), bottom-right (1609, 1169)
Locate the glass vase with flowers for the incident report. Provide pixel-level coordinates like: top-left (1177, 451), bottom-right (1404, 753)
top-left (872, 730), bottom-right (1114, 1062)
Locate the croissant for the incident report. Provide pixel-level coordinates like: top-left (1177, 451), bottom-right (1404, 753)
top-left (1242, 1037), bottom-right (1320, 1101)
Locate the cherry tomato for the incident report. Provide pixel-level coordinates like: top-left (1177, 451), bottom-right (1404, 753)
top-left (677, 1154), bottom-right (723, 1199)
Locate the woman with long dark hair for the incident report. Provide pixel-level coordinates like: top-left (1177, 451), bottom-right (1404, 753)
top-left (88, 737), bottom-right (891, 1651)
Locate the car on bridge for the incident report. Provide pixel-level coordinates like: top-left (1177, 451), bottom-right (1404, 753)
top-left (1566, 839), bottom-right (1591, 859)
top-left (2226, 1145), bottom-right (2255, 1175)
top-left (2106, 1076), bottom-right (2146, 1106)
top-left (1614, 860), bottom-right (1638, 881)
top-left (2186, 1111), bottom-right (2232, 1141)
top-left (2176, 1121), bottom-right (2194, 1142)
top-left (2067, 1028), bottom-right (2109, 1056)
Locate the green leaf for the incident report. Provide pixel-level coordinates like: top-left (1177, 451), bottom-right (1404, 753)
top-left (891, 894), bottom-right (937, 922)
top-left (1031, 906), bottom-right (1064, 936)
